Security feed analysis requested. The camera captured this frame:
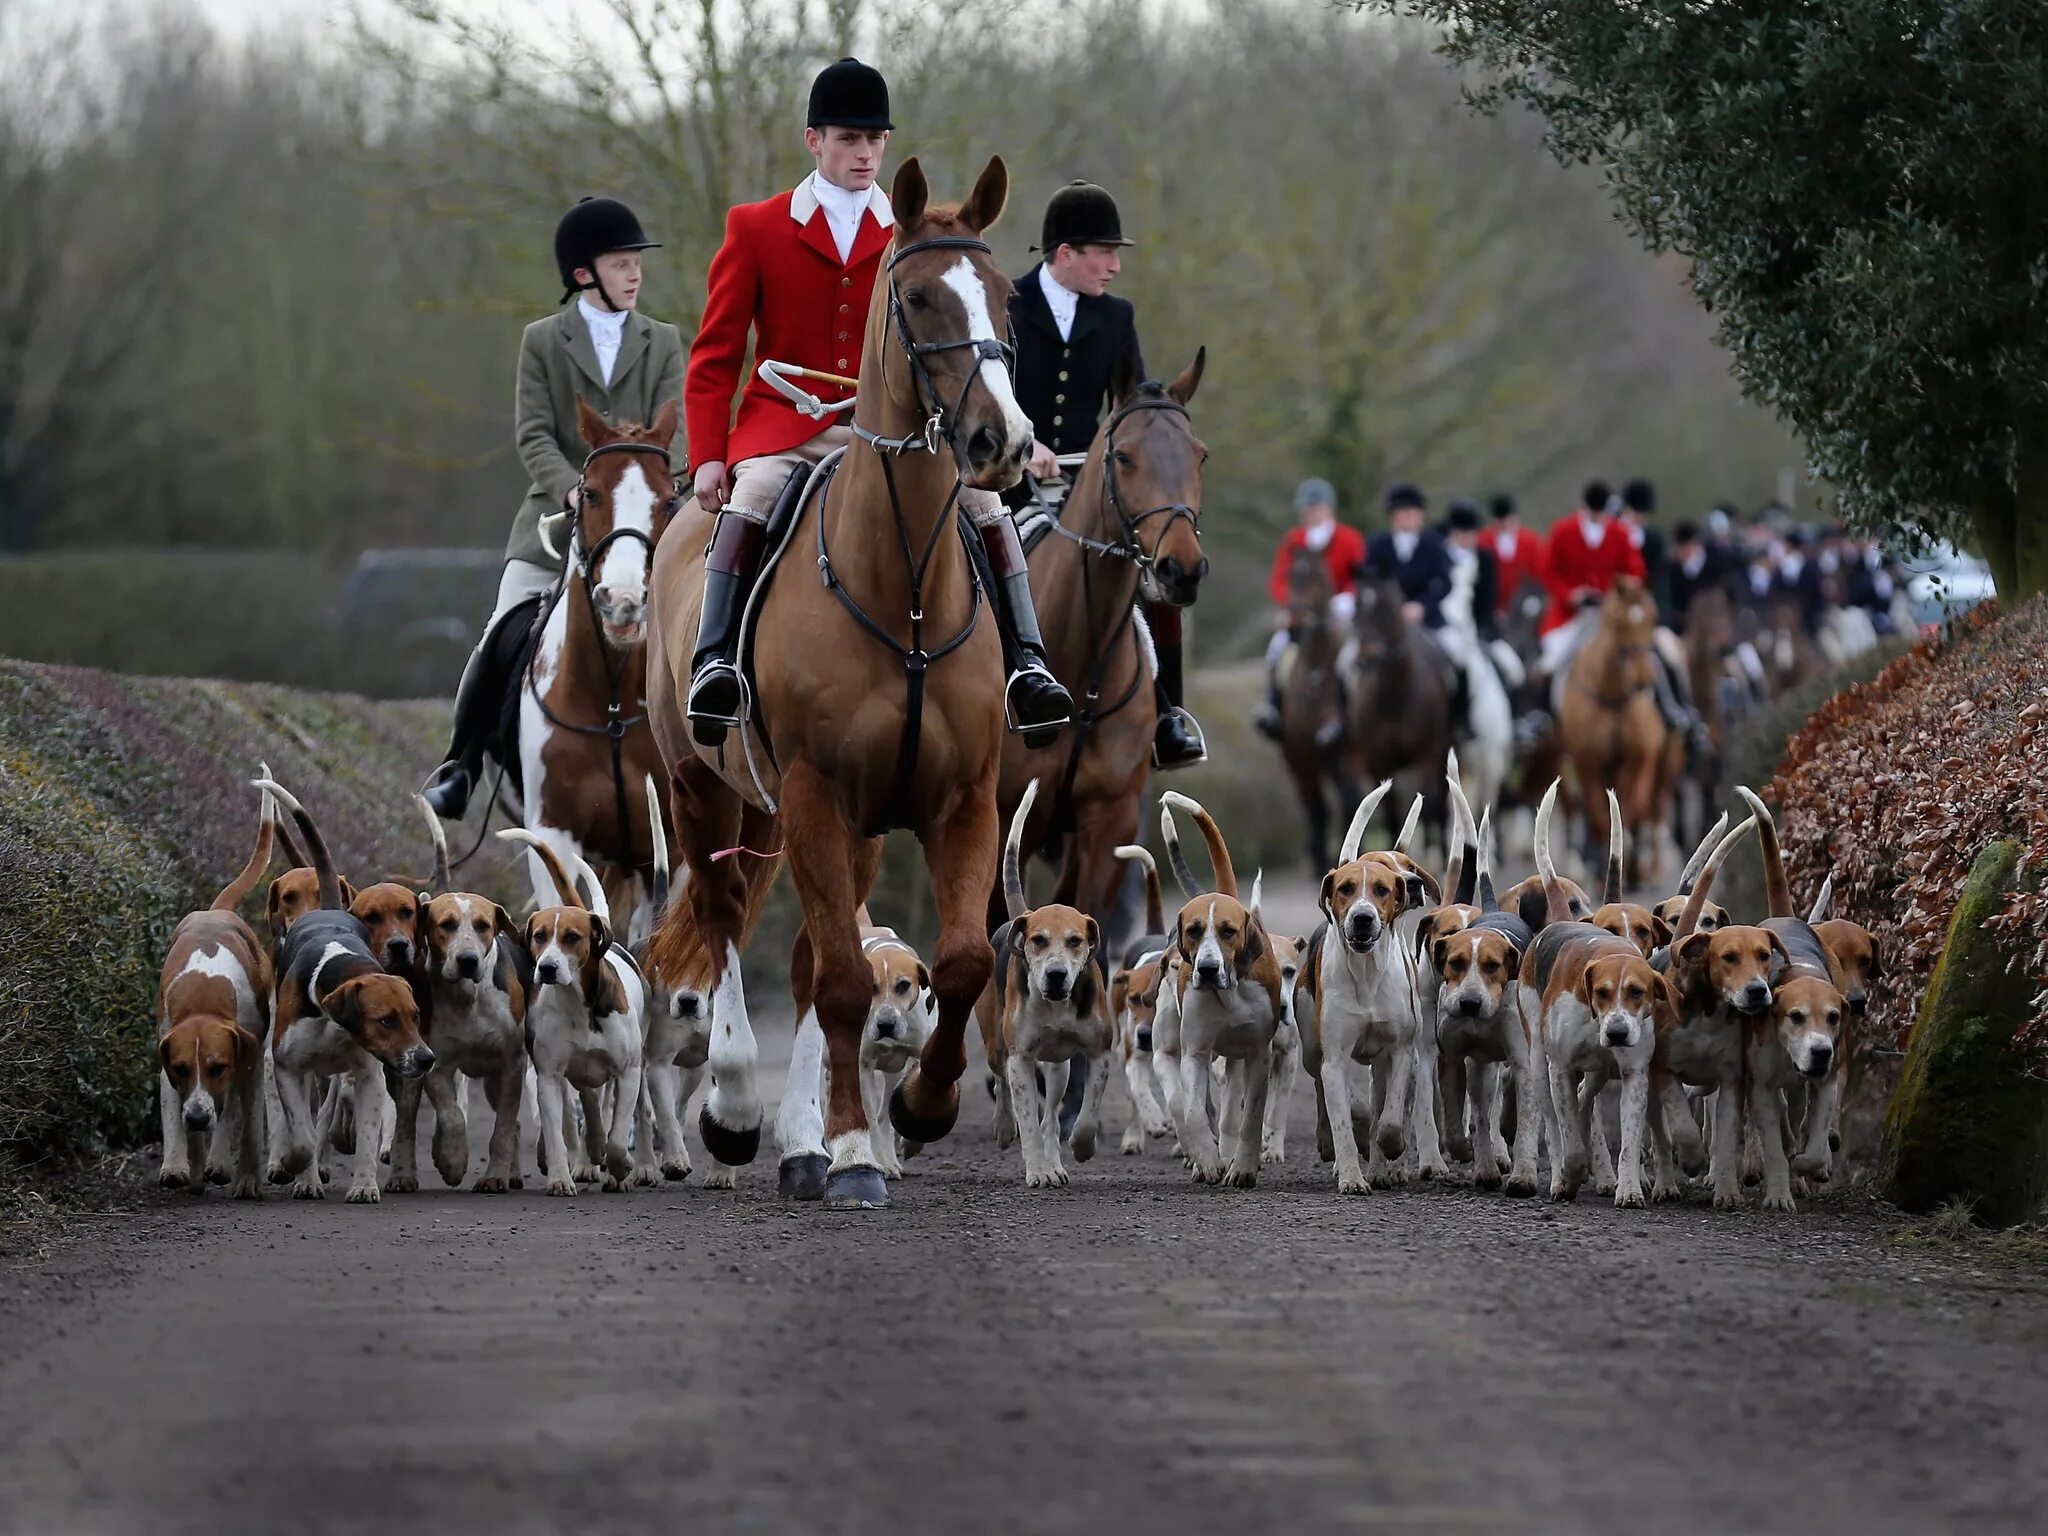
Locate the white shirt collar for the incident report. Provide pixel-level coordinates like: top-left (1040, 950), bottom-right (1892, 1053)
top-left (1392, 530), bottom-right (1419, 561)
top-left (791, 172), bottom-right (891, 262)
top-left (577, 297), bottom-right (628, 336)
top-left (1496, 529), bottom-right (1518, 558)
top-left (1303, 520), bottom-right (1335, 551)
top-left (1580, 512), bottom-right (1608, 548)
top-left (1037, 263), bottom-right (1081, 342)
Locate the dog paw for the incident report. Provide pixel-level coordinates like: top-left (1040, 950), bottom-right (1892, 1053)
top-left (509, 1174), bottom-right (525, 1189)
top-left (229, 1176), bottom-right (262, 1200)
top-left (1069, 1129), bottom-right (1097, 1163)
top-left (661, 1159), bottom-right (692, 1182)
top-left (1548, 1181), bottom-right (1578, 1203)
top-left (1417, 1158), bottom-right (1449, 1182)
top-left (291, 1178), bottom-right (324, 1200)
top-left (1502, 1172), bottom-right (1539, 1197)
top-left (1591, 1173), bottom-right (1618, 1197)
top-left (546, 1176), bottom-right (578, 1197)
top-left (601, 1173), bottom-right (624, 1192)
top-left (266, 1164), bottom-right (291, 1186)
top-left (571, 1163), bottom-right (601, 1184)
top-left (1262, 1145), bottom-right (1286, 1166)
top-left (1651, 1179), bottom-right (1684, 1203)
top-left (1222, 1163), bottom-right (1259, 1189)
top-left (205, 1163), bottom-right (232, 1186)
top-left (344, 1182), bottom-right (382, 1205)
top-left (1790, 1152), bottom-right (1828, 1179)
top-left (386, 1171), bottom-right (419, 1195)
top-left (1613, 1184), bottom-right (1646, 1210)
top-left (473, 1174), bottom-right (509, 1193)
top-left (700, 1164), bottom-right (737, 1190)
top-left (157, 1166), bottom-right (192, 1190)
top-left (1761, 1189), bottom-right (1797, 1213)
top-left (1475, 1170), bottom-right (1504, 1191)
top-left (1445, 1135), bottom-right (1474, 1163)
top-left (627, 1166), bottom-right (660, 1189)
top-left (1335, 1172), bottom-right (1372, 1195)
top-left (1120, 1132), bottom-right (1144, 1155)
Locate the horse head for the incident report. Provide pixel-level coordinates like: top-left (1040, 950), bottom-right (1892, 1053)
top-left (883, 156), bottom-right (1034, 491)
top-left (1598, 573), bottom-right (1658, 649)
top-left (1101, 346), bottom-right (1209, 607)
top-left (1286, 541), bottom-right (1332, 632)
top-left (1349, 578), bottom-right (1409, 667)
top-left (572, 396), bottom-right (680, 648)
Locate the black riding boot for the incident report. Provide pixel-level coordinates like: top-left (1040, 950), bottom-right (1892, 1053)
top-left (1253, 646), bottom-right (1286, 743)
top-left (422, 591), bottom-right (544, 820)
top-left (1652, 650), bottom-right (1712, 756)
top-left (1147, 606), bottom-right (1207, 771)
top-left (686, 513), bottom-right (767, 747)
top-left (978, 518), bottom-right (1074, 750)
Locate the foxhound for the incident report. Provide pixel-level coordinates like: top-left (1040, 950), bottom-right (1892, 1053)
top-left (155, 783), bottom-right (278, 1197)
top-left (1109, 845), bottom-right (1175, 1155)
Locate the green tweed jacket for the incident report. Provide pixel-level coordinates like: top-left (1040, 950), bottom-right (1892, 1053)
top-left (506, 307), bottom-right (685, 569)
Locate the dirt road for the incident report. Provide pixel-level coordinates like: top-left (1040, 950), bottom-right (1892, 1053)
top-left (2, 1006), bottom-right (2044, 1536)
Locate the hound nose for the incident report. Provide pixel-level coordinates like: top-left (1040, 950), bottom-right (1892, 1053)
top-left (1741, 981), bottom-right (1771, 1009)
top-left (405, 1045), bottom-right (436, 1079)
top-left (1346, 917), bottom-right (1376, 947)
top-left (385, 939), bottom-right (412, 967)
top-left (456, 953), bottom-right (482, 981)
top-left (873, 1015), bottom-right (899, 1041)
top-left (1136, 1026), bottom-right (1153, 1052)
top-left (1848, 994), bottom-right (1868, 1016)
top-left (1456, 996), bottom-right (1484, 1017)
top-left (1042, 967), bottom-right (1071, 1000)
top-left (1807, 1042), bottom-right (1834, 1073)
top-left (1196, 959), bottom-right (1223, 986)
top-left (1604, 1022), bottom-right (1632, 1046)
top-left (537, 961), bottom-right (562, 985)
top-left (673, 992), bottom-right (702, 1020)
top-left (183, 1101), bottom-right (215, 1131)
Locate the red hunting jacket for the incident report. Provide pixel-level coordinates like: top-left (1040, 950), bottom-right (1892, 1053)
top-left (1269, 523), bottom-right (1368, 606)
top-left (684, 177), bottom-right (895, 472)
top-left (1539, 512), bottom-right (1646, 633)
top-left (1479, 524), bottom-right (1547, 618)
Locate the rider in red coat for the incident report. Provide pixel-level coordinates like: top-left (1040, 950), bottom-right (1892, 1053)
top-left (1253, 477), bottom-right (1365, 741)
top-left (681, 57), bottom-right (1070, 745)
top-left (1539, 479), bottom-right (1645, 639)
top-left (1478, 493), bottom-right (1546, 621)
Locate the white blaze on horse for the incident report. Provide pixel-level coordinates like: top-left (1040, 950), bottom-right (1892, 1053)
top-left (644, 157), bottom-right (1029, 1209)
top-left (520, 398), bottom-right (680, 941)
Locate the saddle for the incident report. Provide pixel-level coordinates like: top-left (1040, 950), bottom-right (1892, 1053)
top-left (730, 452), bottom-right (844, 740)
top-left (481, 587), bottom-right (553, 804)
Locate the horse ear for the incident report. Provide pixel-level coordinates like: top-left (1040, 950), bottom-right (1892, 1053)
top-left (576, 395), bottom-right (609, 448)
top-left (649, 398), bottom-right (680, 448)
top-left (892, 157), bottom-right (930, 233)
top-left (1110, 342), bottom-right (1141, 408)
top-left (1167, 346), bottom-right (1205, 406)
top-left (958, 154), bottom-right (1008, 234)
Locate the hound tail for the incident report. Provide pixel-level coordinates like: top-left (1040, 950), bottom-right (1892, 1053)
top-left (1003, 780), bottom-right (1039, 922)
top-left (645, 775), bottom-right (670, 918)
top-left (212, 779), bottom-right (278, 912)
top-left (1160, 790), bottom-right (1237, 897)
top-left (1533, 779), bottom-right (1573, 926)
top-left (1807, 872), bottom-right (1834, 925)
top-left (1160, 798), bottom-right (1203, 900)
top-left (1249, 869), bottom-right (1264, 920)
top-left (1475, 805), bottom-right (1500, 914)
top-left (496, 829), bottom-right (604, 920)
top-left (1115, 844), bottom-right (1164, 935)
top-left (413, 793), bottom-right (452, 895)
top-left (1671, 816), bottom-right (1759, 941)
top-left (1394, 793), bottom-right (1424, 857)
top-left (1734, 786), bottom-right (1793, 919)
top-left (251, 779), bottom-right (343, 911)
top-left (1445, 755), bottom-right (1479, 907)
top-left (1603, 788), bottom-right (1625, 906)
top-left (1675, 811), bottom-right (1730, 896)
top-left (258, 760), bottom-right (310, 870)
top-left (1338, 780), bottom-right (1394, 866)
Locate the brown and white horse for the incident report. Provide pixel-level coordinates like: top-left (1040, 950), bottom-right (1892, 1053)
top-left (997, 349), bottom-right (1208, 936)
top-left (644, 157), bottom-right (1025, 1210)
top-left (518, 399), bottom-right (679, 936)
top-left (1557, 574), bottom-right (1672, 886)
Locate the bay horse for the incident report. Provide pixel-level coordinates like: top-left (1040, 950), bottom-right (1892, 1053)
top-left (644, 157), bottom-right (1025, 1210)
top-left (1557, 574), bottom-right (1671, 887)
top-left (997, 347), bottom-right (1209, 938)
top-left (518, 398), bottom-right (679, 935)
top-left (1342, 579), bottom-right (1453, 856)
top-left (1277, 542), bottom-right (1359, 873)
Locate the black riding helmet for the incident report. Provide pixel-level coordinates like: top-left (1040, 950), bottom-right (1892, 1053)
top-left (555, 197), bottom-right (661, 309)
top-left (1035, 181), bottom-right (1135, 253)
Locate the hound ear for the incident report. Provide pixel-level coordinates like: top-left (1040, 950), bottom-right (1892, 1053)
top-left (1767, 931), bottom-right (1792, 978)
top-left (1010, 920), bottom-right (1028, 955)
top-left (1083, 915), bottom-right (1100, 955)
top-left (892, 157), bottom-right (930, 233)
top-left (1318, 871), bottom-right (1336, 924)
top-left (576, 396), bottom-right (609, 448)
top-left (1499, 939), bottom-right (1524, 977)
top-left (1656, 973), bottom-right (1683, 1025)
top-left (1431, 936), bottom-right (1451, 975)
top-left (589, 914), bottom-right (612, 965)
top-left (1235, 918), bottom-right (1266, 977)
top-left (1172, 911), bottom-right (1188, 957)
top-left (326, 977), bottom-right (365, 1034)
top-left (1650, 914), bottom-right (1673, 948)
top-left (157, 1034), bottom-right (175, 1073)
top-left (494, 905), bottom-right (519, 942)
top-left (266, 881), bottom-right (286, 941)
top-left (1167, 346), bottom-right (1205, 406)
top-left (958, 154), bottom-right (1008, 234)
top-left (341, 878), bottom-right (359, 908)
top-left (1864, 934), bottom-right (1885, 978)
top-left (1574, 968), bottom-right (1598, 1008)
top-left (1676, 931), bottom-right (1713, 967)
top-left (916, 962), bottom-right (932, 993)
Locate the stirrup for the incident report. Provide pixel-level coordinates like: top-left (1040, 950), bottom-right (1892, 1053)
top-left (1152, 707), bottom-right (1208, 770)
top-left (1002, 667), bottom-right (1072, 741)
top-left (687, 662), bottom-right (745, 744)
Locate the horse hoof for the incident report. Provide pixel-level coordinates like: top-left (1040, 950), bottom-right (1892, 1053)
top-left (778, 1153), bottom-right (829, 1202)
top-left (889, 1080), bottom-right (958, 1144)
top-left (823, 1166), bottom-right (890, 1210)
top-left (698, 1106), bottom-right (762, 1167)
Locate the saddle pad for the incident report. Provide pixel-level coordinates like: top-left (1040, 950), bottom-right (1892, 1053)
top-left (1011, 473), bottom-right (1074, 557)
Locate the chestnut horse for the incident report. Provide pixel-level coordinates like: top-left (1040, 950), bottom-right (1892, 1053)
top-left (519, 399), bottom-right (679, 934)
top-left (997, 349), bottom-right (1209, 936)
top-left (645, 157), bottom-right (1025, 1210)
top-left (1277, 543), bottom-right (1360, 873)
top-left (1557, 574), bottom-right (1671, 886)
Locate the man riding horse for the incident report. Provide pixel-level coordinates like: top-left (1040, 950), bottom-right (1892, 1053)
top-left (1254, 476), bottom-right (1365, 742)
top-left (421, 197), bottom-right (682, 818)
top-left (1004, 179), bottom-right (1206, 770)
top-left (681, 57), bottom-right (1071, 749)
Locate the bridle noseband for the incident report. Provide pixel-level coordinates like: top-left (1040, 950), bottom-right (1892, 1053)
top-left (852, 235), bottom-right (1015, 459)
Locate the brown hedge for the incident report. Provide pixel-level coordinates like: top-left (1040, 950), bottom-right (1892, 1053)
top-left (1773, 599), bottom-right (2048, 1064)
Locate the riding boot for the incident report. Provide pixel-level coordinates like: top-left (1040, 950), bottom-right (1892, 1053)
top-left (686, 512), bottom-right (767, 747)
top-left (1147, 609), bottom-right (1207, 770)
top-left (422, 592), bottom-right (544, 820)
top-left (977, 518), bottom-right (1074, 750)
top-left (1652, 651), bottom-right (1712, 755)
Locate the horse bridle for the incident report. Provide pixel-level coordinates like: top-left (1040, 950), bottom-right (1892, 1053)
top-left (1043, 394), bottom-right (1201, 588)
top-left (852, 235), bottom-right (1016, 459)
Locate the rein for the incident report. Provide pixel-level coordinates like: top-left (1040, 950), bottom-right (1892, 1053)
top-left (822, 233), bottom-right (1002, 835)
top-left (1571, 634), bottom-right (1655, 711)
top-left (526, 439), bottom-right (680, 873)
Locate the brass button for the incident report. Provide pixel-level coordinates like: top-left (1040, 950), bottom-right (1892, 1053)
top-left (1052, 415), bottom-right (1062, 427)
top-left (841, 276), bottom-right (852, 288)
top-left (1058, 370), bottom-right (1068, 382)
top-left (1054, 394), bottom-right (1065, 404)
top-left (839, 304), bottom-right (850, 314)
top-left (837, 331), bottom-right (848, 341)
top-left (838, 357), bottom-right (849, 369)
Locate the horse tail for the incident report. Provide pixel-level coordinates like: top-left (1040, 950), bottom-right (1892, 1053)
top-left (1735, 787), bottom-right (1793, 919)
top-left (414, 793), bottom-right (452, 895)
top-left (1807, 872), bottom-right (1833, 925)
top-left (1675, 811), bottom-right (1730, 896)
top-left (1603, 788), bottom-right (1625, 906)
top-left (1161, 790), bottom-right (1237, 897)
top-left (496, 829), bottom-right (588, 915)
top-left (645, 775), bottom-right (669, 919)
top-left (1672, 816), bottom-right (1758, 941)
top-left (1533, 779), bottom-right (1574, 926)
top-left (1003, 780), bottom-right (1038, 922)
top-left (251, 779), bottom-right (343, 911)
top-left (1475, 806), bottom-right (1500, 914)
top-left (1116, 844), bottom-right (1164, 935)
top-left (212, 781), bottom-right (277, 912)
top-left (1338, 780), bottom-right (1394, 866)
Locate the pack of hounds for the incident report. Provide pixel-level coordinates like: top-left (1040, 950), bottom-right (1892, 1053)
top-left (155, 756), bottom-right (1878, 1212)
